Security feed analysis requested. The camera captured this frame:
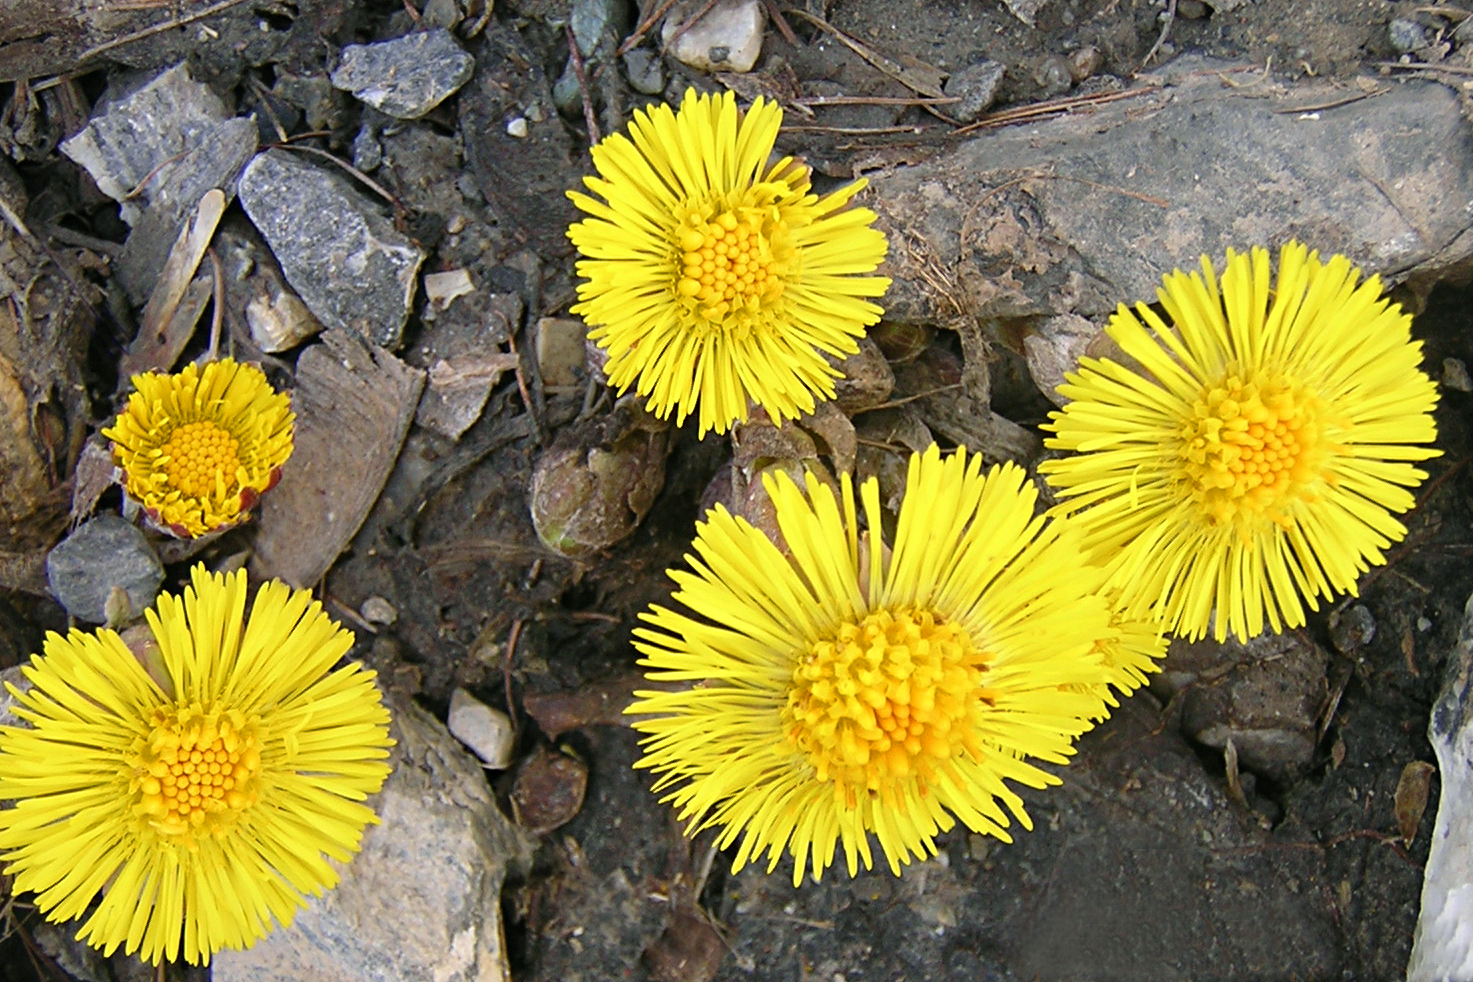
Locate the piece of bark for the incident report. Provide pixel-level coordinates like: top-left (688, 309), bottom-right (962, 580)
top-left (251, 330), bottom-right (424, 587)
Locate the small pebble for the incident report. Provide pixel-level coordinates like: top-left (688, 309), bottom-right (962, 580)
top-left (46, 515), bottom-right (163, 624)
top-left (330, 28), bottom-right (476, 119)
top-left (662, 0), bottom-right (765, 73)
top-left (360, 595), bottom-right (398, 626)
top-left (1442, 356), bottom-right (1472, 392)
top-left (1068, 45), bottom-right (1103, 83)
top-left (1177, 0), bottom-right (1209, 19)
top-left (1034, 54), bottom-right (1074, 98)
top-left (506, 116), bottom-right (529, 139)
top-left (622, 47), bottom-right (666, 97)
top-left (943, 60), bottom-right (1006, 123)
top-left (1329, 604), bottom-right (1376, 654)
top-left (511, 745), bottom-right (588, 833)
top-left (1389, 17), bottom-right (1431, 54)
top-left (447, 688), bottom-right (516, 769)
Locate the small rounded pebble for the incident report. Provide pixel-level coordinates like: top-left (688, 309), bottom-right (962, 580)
top-left (1329, 604), bottom-right (1376, 654)
top-left (1177, 0), bottom-right (1209, 19)
top-left (360, 596), bottom-right (398, 626)
top-left (506, 116), bottom-right (529, 138)
top-left (1069, 45), bottom-right (1103, 83)
top-left (1389, 18), bottom-right (1431, 53)
top-left (1034, 55), bottom-right (1074, 99)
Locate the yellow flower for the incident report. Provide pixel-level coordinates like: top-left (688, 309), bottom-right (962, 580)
top-left (0, 565), bottom-right (393, 966)
top-left (627, 446), bottom-right (1114, 885)
top-left (1040, 242), bottom-right (1440, 642)
top-left (102, 359), bottom-right (294, 538)
top-left (1078, 600), bottom-right (1167, 720)
top-left (567, 88), bottom-right (890, 436)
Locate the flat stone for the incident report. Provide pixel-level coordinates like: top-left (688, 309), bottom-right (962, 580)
top-left (534, 316), bottom-right (587, 388)
top-left (448, 687), bottom-right (516, 770)
top-left (1157, 630), bottom-right (1329, 782)
top-left (239, 149), bottom-right (424, 349)
top-left (45, 515), bottom-right (163, 624)
top-left (867, 57), bottom-right (1473, 347)
top-left (330, 28), bottom-right (475, 120)
top-left (59, 64), bottom-right (230, 226)
top-left (213, 700), bottom-right (534, 982)
top-left (662, 0), bottom-right (765, 73)
top-left (943, 60), bottom-right (1005, 123)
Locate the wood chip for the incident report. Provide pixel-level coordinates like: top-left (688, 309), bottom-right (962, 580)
top-left (251, 329), bottom-right (425, 587)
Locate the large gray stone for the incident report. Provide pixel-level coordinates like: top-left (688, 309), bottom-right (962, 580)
top-left (239, 149), bottom-right (424, 349)
top-left (45, 515), bottom-right (163, 624)
top-left (213, 700), bottom-right (533, 982)
top-left (330, 29), bottom-right (475, 120)
top-left (868, 57), bottom-right (1473, 336)
top-left (1408, 593), bottom-right (1473, 981)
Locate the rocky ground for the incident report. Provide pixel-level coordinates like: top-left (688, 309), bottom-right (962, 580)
top-left (2, 0), bottom-right (1473, 980)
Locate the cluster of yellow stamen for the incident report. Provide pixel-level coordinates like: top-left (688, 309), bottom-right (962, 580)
top-left (1179, 369), bottom-right (1328, 525)
top-left (675, 208), bottom-right (788, 324)
top-left (159, 420), bottom-right (242, 499)
top-left (129, 702), bottom-right (261, 844)
top-left (783, 608), bottom-right (992, 807)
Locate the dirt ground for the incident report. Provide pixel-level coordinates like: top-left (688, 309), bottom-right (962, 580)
top-left (1, 0), bottom-right (1471, 980)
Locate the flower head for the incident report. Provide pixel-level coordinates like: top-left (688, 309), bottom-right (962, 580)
top-left (103, 359), bottom-right (294, 538)
top-left (1040, 242), bottom-right (1440, 642)
top-left (567, 88), bottom-right (890, 436)
top-left (628, 446), bottom-right (1115, 885)
top-left (0, 565), bottom-right (393, 965)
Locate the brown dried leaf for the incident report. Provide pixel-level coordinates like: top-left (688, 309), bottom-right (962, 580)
top-left (510, 745), bottom-right (588, 836)
top-left (643, 906), bottom-right (725, 982)
top-left (1395, 760), bottom-right (1437, 847)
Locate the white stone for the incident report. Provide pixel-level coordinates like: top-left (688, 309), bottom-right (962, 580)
top-left (448, 687), bottom-right (517, 770)
top-left (662, 0), bottom-right (766, 73)
top-left (214, 700), bottom-right (532, 982)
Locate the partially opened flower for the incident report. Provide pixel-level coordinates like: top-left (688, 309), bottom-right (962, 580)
top-left (103, 358), bottom-right (294, 538)
top-left (567, 88), bottom-right (890, 436)
top-left (628, 446), bottom-right (1114, 885)
top-left (0, 565), bottom-right (393, 966)
top-left (1040, 242), bottom-right (1440, 642)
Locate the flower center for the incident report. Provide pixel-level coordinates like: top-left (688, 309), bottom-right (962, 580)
top-left (129, 701), bottom-right (262, 844)
top-left (1179, 368), bottom-right (1329, 525)
top-left (160, 420), bottom-right (241, 498)
top-left (674, 206), bottom-right (791, 327)
top-left (783, 608), bottom-right (992, 806)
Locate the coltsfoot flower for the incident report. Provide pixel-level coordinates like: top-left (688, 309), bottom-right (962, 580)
top-left (628, 446), bottom-right (1115, 885)
top-left (567, 88), bottom-right (890, 436)
top-left (1041, 242), bottom-right (1440, 642)
top-left (0, 565), bottom-right (393, 965)
top-left (103, 359), bottom-right (294, 538)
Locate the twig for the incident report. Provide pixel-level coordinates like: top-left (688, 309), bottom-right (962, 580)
top-left (781, 123), bottom-right (929, 135)
top-left (565, 23), bottom-right (601, 146)
top-left (77, 0), bottom-right (253, 63)
top-left (206, 247), bottom-right (224, 361)
top-left (617, 0), bottom-right (683, 56)
top-left (1139, 0), bottom-right (1179, 71)
top-left (1377, 59), bottom-right (1473, 76)
top-left (123, 149), bottom-right (191, 201)
top-left (503, 618), bottom-right (524, 741)
top-left (506, 332), bottom-right (547, 445)
top-left (952, 86), bottom-right (1155, 135)
top-left (762, 0), bottom-right (799, 45)
top-left (794, 94), bottom-right (961, 107)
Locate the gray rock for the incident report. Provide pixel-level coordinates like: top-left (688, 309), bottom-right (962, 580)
top-left (45, 516), bottom-right (163, 625)
top-left (213, 700), bottom-right (533, 982)
top-left (1329, 603), bottom-right (1377, 654)
top-left (1156, 631), bottom-right (1328, 782)
top-left (943, 60), bottom-right (1005, 123)
top-left (239, 149), bottom-right (424, 349)
top-left (1389, 17), bottom-right (1431, 54)
top-left (59, 64), bottom-right (258, 305)
top-left (59, 64), bottom-right (230, 225)
top-left (1033, 54), bottom-right (1074, 98)
top-left (330, 28), bottom-right (475, 120)
top-left (622, 47), bottom-right (665, 96)
top-left (447, 688), bottom-right (516, 770)
top-left (662, 0), bottom-right (765, 73)
top-left (1408, 592), bottom-right (1473, 981)
top-left (867, 57), bottom-right (1473, 343)
top-left (570, 0), bottom-right (624, 58)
